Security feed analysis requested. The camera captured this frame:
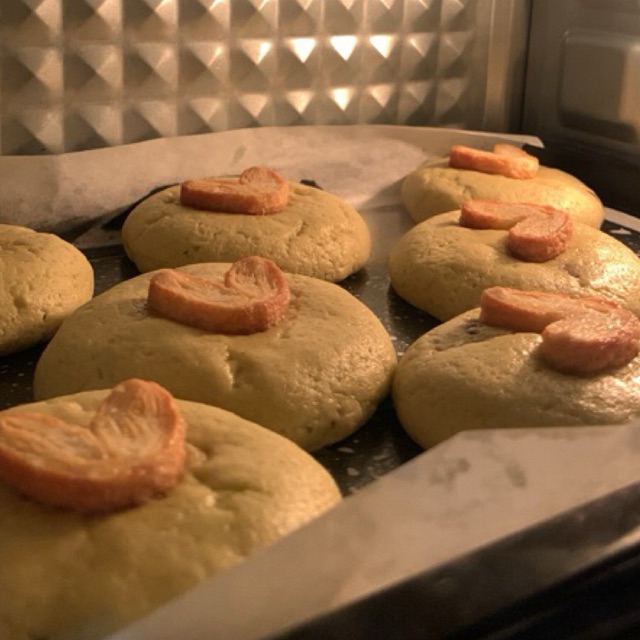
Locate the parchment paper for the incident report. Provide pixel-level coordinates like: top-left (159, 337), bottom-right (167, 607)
top-left (10, 124), bottom-right (640, 640)
top-left (0, 125), bottom-right (540, 244)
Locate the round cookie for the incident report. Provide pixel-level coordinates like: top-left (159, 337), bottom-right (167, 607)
top-left (122, 180), bottom-right (371, 282)
top-left (0, 388), bottom-right (341, 640)
top-left (388, 210), bottom-right (640, 322)
top-left (392, 308), bottom-right (640, 449)
top-left (401, 159), bottom-right (604, 227)
top-left (0, 224), bottom-right (94, 356)
top-left (34, 263), bottom-right (396, 451)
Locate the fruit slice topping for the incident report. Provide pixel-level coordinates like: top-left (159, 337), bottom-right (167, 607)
top-left (459, 199), bottom-right (573, 262)
top-left (449, 143), bottom-right (539, 179)
top-left (480, 287), bottom-right (640, 375)
top-left (180, 166), bottom-right (289, 214)
top-left (0, 379), bottom-right (186, 513)
top-left (148, 256), bottom-right (290, 334)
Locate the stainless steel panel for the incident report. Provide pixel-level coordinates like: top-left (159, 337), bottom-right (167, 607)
top-left (523, 0), bottom-right (640, 154)
top-left (0, 0), bottom-right (529, 155)
top-left (522, 0), bottom-right (640, 216)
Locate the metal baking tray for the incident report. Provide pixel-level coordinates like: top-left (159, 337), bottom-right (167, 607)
top-left (0, 234), bottom-right (429, 496)
top-left (4, 130), bottom-right (640, 640)
top-left (1, 214), bottom-right (638, 497)
top-left (0, 125), bottom-right (545, 496)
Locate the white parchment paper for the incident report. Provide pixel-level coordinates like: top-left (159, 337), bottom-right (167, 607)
top-left (9, 124), bottom-right (639, 640)
top-left (0, 125), bottom-right (540, 238)
top-left (111, 421), bottom-right (640, 640)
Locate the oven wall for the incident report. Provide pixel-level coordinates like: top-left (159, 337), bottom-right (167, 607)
top-left (522, 0), bottom-right (640, 214)
top-left (0, 0), bottom-right (530, 155)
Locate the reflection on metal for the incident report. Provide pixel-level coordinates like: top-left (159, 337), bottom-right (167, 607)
top-left (524, 0), bottom-right (640, 150)
top-left (0, 0), bottom-right (527, 155)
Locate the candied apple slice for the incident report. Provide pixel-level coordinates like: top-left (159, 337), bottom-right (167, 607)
top-left (449, 143), bottom-right (539, 179)
top-left (479, 287), bottom-right (579, 333)
top-left (493, 142), bottom-right (539, 163)
top-left (180, 166), bottom-right (289, 214)
top-left (459, 199), bottom-right (573, 262)
top-left (459, 200), bottom-right (539, 230)
top-left (0, 379), bottom-right (186, 513)
top-left (148, 256), bottom-right (290, 334)
top-left (479, 286), bottom-right (640, 375)
top-left (541, 312), bottom-right (640, 375)
top-left (507, 208), bottom-right (573, 262)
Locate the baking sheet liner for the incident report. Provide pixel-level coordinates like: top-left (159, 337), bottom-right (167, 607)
top-left (1, 125), bottom-right (638, 498)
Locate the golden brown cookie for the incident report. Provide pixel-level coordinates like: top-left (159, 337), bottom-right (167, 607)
top-left (392, 307), bottom-right (640, 449)
top-left (0, 388), bottom-right (340, 640)
top-left (122, 179), bottom-right (371, 282)
top-left (34, 263), bottom-right (396, 451)
top-left (401, 160), bottom-right (604, 227)
top-left (0, 224), bottom-right (94, 356)
top-left (388, 210), bottom-right (640, 322)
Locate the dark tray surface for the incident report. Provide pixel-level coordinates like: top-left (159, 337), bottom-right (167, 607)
top-left (1, 217), bottom-right (638, 496)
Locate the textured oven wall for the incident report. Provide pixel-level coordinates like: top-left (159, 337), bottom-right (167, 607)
top-left (522, 0), bottom-right (640, 214)
top-left (0, 0), bottom-right (529, 156)
top-left (523, 0), bottom-right (640, 153)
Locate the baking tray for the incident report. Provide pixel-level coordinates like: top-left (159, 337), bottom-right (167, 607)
top-left (2, 126), bottom-right (640, 498)
top-left (0, 236), bottom-right (429, 495)
top-left (4, 127), bottom-right (640, 640)
top-left (1, 213), bottom-right (639, 496)
top-left (270, 476), bottom-right (640, 640)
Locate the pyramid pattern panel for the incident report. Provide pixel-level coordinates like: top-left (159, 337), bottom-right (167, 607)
top-left (0, 0), bottom-right (514, 154)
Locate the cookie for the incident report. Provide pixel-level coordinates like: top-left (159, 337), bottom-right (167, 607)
top-left (392, 306), bottom-right (640, 449)
top-left (122, 176), bottom-right (371, 282)
top-left (401, 159), bottom-right (604, 227)
top-left (0, 224), bottom-right (94, 356)
top-left (33, 263), bottom-right (396, 451)
top-left (388, 210), bottom-right (640, 322)
top-left (0, 387), bottom-right (340, 640)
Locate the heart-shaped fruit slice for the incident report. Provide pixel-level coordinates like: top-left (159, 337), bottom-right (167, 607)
top-left (147, 256), bottom-right (290, 334)
top-left (449, 143), bottom-right (539, 179)
top-left (180, 166), bottom-right (289, 214)
top-left (480, 287), bottom-right (640, 375)
top-left (460, 199), bottom-right (573, 262)
top-left (0, 379), bottom-right (186, 513)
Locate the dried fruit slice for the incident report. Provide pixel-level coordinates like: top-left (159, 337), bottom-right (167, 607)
top-left (506, 208), bottom-right (573, 262)
top-left (541, 312), bottom-right (640, 375)
top-left (459, 200), bottom-right (538, 230)
top-left (480, 286), bottom-right (640, 375)
top-left (459, 199), bottom-right (573, 262)
top-left (449, 143), bottom-right (539, 179)
top-left (0, 379), bottom-right (186, 513)
top-left (479, 287), bottom-right (616, 333)
top-left (148, 256), bottom-right (291, 334)
top-left (180, 166), bottom-right (289, 214)
top-left (493, 142), bottom-right (538, 162)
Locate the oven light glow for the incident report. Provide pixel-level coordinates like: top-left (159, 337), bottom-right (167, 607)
top-left (330, 87), bottom-right (352, 109)
top-left (285, 90), bottom-right (313, 111)
top-left (330, 35), bottom-right (358, 60)
top-left (369, 35), bottom-right (396, 57)
top-left (287, 37), bottom-right (316, 63)
top-left (242, 40), bottom-right (273, 65)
